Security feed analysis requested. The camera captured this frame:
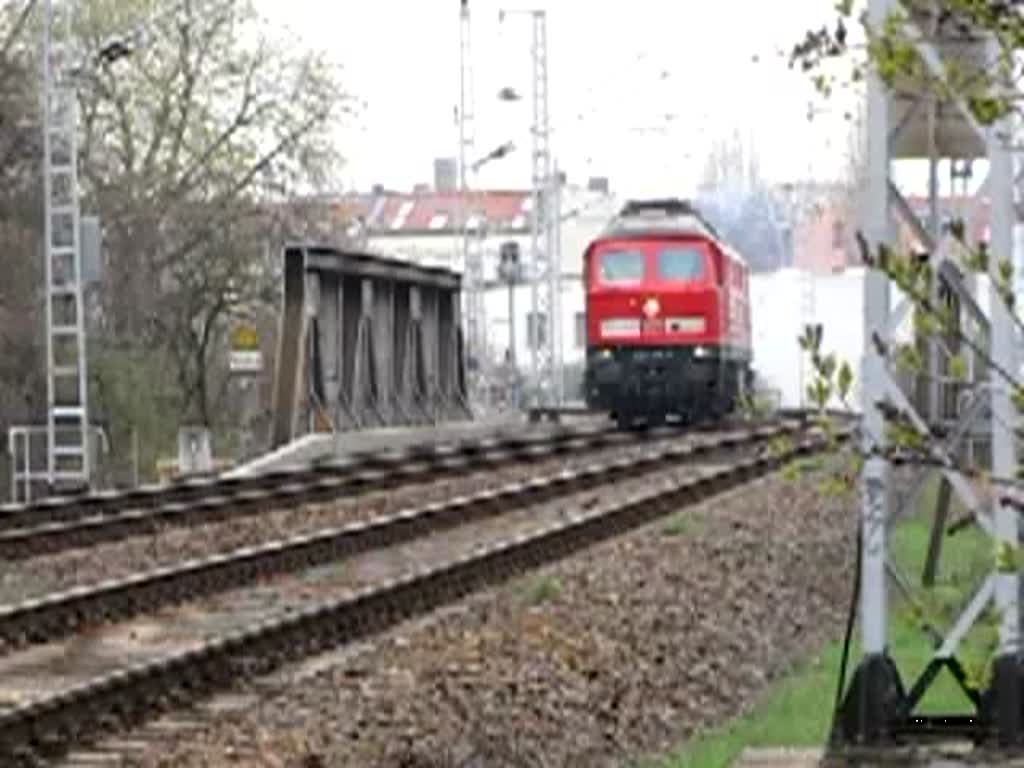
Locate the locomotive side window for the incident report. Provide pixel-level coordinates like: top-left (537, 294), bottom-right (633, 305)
top-left (657, 246), bottom-right (706, 282)
top-left (599, 249), bottom-right (645, 284)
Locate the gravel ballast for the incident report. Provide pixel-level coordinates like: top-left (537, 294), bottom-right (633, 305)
top-left (116, 467), bottom-right (856, 768)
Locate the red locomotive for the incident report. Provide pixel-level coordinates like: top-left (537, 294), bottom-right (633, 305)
top-left (582, 199), bottom-right (753, 428)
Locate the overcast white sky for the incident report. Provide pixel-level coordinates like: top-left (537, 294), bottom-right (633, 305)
top-left (254, 1), bottom-right (943, 198)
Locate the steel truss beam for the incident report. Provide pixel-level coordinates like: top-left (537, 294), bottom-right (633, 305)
top-left (834, 0), bottom-right (1023, 749)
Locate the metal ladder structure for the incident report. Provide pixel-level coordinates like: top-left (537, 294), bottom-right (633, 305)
top-left (457, 0), bottom-right (489, 415)
top-left (528, 9), bottom-right (555, 409)
top-left (834, 0), bottom-right (1023, 747)
top-left (42, 0), bottom-right (90, 493)
top-left (498, 7), bottom-right (558, 409)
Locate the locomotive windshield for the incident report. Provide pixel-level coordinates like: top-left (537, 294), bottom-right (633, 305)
top-left (599, 249), bottom-right (644, 284)
top-left (657, 246), bottom-right (706, 282)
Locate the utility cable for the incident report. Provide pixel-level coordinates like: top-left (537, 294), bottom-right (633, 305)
top-left (830, 523), bottom-right (862, 743)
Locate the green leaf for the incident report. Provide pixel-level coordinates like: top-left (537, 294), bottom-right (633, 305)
top-left (949, 354), bottom-right (967, 381)
top-left (837, 361), bottom-right (853, 400)
top-left (996, 541), bottom-right (1018, 574)
top-left (1012, 387), bottom-right (1024, 413)
top-left (999, 257), bottom-right (1014, 283)
top-left (819, 353), bottom-right (837, 380)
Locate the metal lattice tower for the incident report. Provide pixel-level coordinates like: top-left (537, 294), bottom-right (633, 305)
top-left (42, 0), bottom-right (90, 492)
top-left (457, 0), bottom-right (488, 412)
top-left (834, 0), bottom-right (1023, 746)
top-left (550, 158), bottom-right (563, 405)
top-left (527, 9), bottom-right (555, 407)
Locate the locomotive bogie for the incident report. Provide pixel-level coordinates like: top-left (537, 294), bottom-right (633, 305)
top-left (584, 344), bottom-right (750, 428)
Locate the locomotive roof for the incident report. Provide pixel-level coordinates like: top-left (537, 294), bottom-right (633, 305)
top-left (596, 198), bottom-right (747, 265)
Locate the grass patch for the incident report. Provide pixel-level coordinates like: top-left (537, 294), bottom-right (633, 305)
top-left (651, 475), bottom-right (992, 767)
top-left (298, 561), bottom-right (347, 582)
top-left (515, 575), bottom-right (562, 606)
top-left (662, 511), bottom-right (705, 538)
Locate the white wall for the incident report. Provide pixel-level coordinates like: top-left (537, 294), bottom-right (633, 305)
top-left (749, 269), bottom-right (811, 408)
top-left (482, 279), bottom-right (586, 371)
top-left (750, 267), bottom-right (919, 411)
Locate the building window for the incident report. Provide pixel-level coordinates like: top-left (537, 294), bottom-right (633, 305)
top-left (832, 219), bottom-right (845, 249)
top-left (574, 312), bottom-right (586, 348)
top-left (527, 311), bottom-right (547, 349)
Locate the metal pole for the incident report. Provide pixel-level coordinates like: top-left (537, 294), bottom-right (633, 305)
top-left (458, 0), bottom-right (483, 414)
top-left (528, 9), bottom-right (551, 408)
top-left (550, 161), bottom-right (563, 406)
top-left (987, 34), bottom-right (1020, 738)
top-left (42, 0), bottom-right (91, 494)
top-left (508, 276), bottom-right (517, 408)
top-left (860, 0), bottom-right (893, 660)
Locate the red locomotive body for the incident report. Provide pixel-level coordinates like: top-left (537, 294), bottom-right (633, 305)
top-left (582, 199), bottom-right (752, 428)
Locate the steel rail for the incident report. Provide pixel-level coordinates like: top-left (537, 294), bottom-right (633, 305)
top-left (0, 422), bottom-right (619, 530)
top-left (0, 427), bottom-right (847, 765)
top-left (0, 422), bottom-right (801, 653)
top-left (0, 420), bottom-right (726, 560)
top-left (0, 411), bottom-right (833, 531)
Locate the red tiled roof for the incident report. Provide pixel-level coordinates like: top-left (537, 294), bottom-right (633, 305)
top-left (333, 190), bottom-right (532, 233)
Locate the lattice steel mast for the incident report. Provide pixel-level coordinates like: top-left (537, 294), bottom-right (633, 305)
top-left (42, 0), bottom-right (90, 493)
top-left (834, 0), bottom-right (1022, 747)
top-left (528, 10), bottom-right (555, 407)
top-left (457, 0), bottom-right (489, 412)
top-left (499, 8), bottom-right (558, 408)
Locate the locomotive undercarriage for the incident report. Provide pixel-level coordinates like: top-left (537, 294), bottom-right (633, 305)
top-left (583, 345), bottom-right (751, 430)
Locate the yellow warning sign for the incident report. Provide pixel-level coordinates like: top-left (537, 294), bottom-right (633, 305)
top-left (231, 325), bottom-right (260, 352)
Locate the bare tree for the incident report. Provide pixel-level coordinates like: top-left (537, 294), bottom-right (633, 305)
top-left (0, 1), bottom-right (46, 489)
top-left (72, 0), bottom-right (348, 429)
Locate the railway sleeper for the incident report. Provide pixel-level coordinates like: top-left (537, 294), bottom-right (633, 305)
top-left (0, 424), bottom-right (688, 562)
top-left (0, 423), bottom-right (807, 659)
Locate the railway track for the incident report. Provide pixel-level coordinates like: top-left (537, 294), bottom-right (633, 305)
top-left (0, 419), bottom-right (732, 561)
top-left (0, 420), bottom-right (617, 531)
top-left (0, 418), bottom-right (844, 765)
top-left (0, 421), bottom-right (799, 653)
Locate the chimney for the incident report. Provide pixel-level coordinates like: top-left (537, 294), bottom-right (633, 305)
top-left (372, 183), bottom-right (385, 195)
top-left (587, 177), bottom-right (609, 194)
top-left (434, 157), bottom-right (457, 192)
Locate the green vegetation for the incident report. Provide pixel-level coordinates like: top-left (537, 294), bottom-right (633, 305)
top-left (648, 481), bottom-right (990, 768)
top-left (515, 575), bottom-right (562, 606)
top-left (662, 511), bottom-right (706, 538)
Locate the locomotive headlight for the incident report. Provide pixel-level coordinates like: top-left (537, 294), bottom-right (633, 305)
top-left (600, 348), bottom-right (613, 359)
top-left (642, 297), bottom-right (661, 319)
top-left (694, 345), bottom-right (710, 358)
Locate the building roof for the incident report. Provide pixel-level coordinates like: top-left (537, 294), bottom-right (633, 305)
top-left (336, 190), bottom-right (534, 235)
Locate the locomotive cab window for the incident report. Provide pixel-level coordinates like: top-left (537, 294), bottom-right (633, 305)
top-left (598, 249), bottom-right (645, 284)
top-left (657, 246), bottom-right (706, 282)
